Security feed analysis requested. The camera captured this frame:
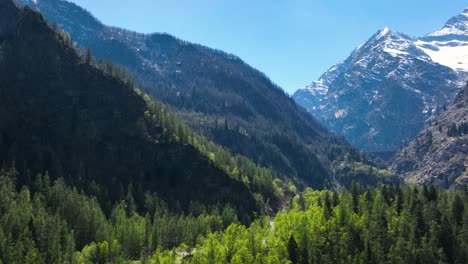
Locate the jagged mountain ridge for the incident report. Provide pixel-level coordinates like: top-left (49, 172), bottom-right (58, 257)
top-left (17, 0), bottom-right (395, 188)
top-left (0, 0), bottom-right (258, 216)
top-left (293, 8), bottom-right (468, 154)
top-left (390, 84), bottom-right (468, 188)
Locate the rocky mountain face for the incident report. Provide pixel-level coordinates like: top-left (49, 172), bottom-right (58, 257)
top-left (390, 84), bottom-right (468, 188)
top-left (16, 0), bottom-right (395, 188)
top-left (0, 0), bottom-right (257, 216)
top-left (294, 9), bottom-right (468, 155)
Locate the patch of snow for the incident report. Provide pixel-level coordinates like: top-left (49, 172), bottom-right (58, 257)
top-left (334, 109), bottom-right (348, 119)
top-left (304, 80), bottom-right (328, 96)
top-left (428, 8), bottom-right (468, 37)
top-left (354, 58), bottom-right (369, 67)
top-left (428, 27), bottom-right (467, 37)
top-left (376, 27), bottom-right (391, 40)
top-left (415, 40), bottom-right (468, 72)
top-left (383, 48), bottom-right (409, 57)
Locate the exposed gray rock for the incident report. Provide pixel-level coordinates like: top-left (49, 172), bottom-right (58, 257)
top-left (390, 85), bottom-right (468, 188)
top-left (294, 9), bottom-right (468, 154)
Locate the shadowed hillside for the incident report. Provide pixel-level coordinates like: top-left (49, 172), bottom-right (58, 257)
top-left (0, 0), bottom-right (257, 217)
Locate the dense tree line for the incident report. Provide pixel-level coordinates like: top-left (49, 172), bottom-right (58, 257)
top-left (171, 183), bottom-right (467, 264)
top-left (1, 168), bottom-right (466, 263)
top-left (0, 168), bottom-right (239, 263)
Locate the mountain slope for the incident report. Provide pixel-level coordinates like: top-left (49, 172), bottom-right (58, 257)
top-left (294, 9), bottom-right (468, 154)
top-left (390, 84), bottom-right (468, 188)
top-left (0, 0), bottom-right (257, 216)
top-left (16, 0), bottom-right (392, 188)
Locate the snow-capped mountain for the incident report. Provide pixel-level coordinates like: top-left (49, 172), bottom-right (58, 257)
top-left (425, 7), bottom-right (468, 39)
top-left (293, 8), bottom-right (468, 154)
top-left (416, 8), bottom-right (468, 73)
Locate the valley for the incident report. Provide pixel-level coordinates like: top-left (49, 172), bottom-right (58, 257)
top-left (0, 0), bottom-right (467, 263)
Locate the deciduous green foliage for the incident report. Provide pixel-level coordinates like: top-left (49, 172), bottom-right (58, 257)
top-left (0, 169), bottom-right (242, 263)
top-left (179, 185), bottom-right (467, 264)
top-left (1, 168), bottom-right (466, 264)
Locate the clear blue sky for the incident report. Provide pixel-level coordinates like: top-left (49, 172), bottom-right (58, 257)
top-left (70, 0), bottom-right (467, 94)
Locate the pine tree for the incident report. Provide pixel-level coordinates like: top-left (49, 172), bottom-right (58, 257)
top-left (85, 47), bottom-right (94, 65)
top-left (287, 235), bottom-right (298, 264)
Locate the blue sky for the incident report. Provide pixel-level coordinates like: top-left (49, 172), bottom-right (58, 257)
top-left (70, 0), bottom-right (467, 94)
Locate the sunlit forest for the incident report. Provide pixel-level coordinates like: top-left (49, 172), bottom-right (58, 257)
top-left (1, 168), bottom-right (466, 263)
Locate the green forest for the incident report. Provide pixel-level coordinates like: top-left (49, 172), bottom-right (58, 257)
top-left (0, 168), bottom-right (466, 263)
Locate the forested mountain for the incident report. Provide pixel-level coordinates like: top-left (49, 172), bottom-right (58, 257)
top-left (391, 84), bottom-right (468, 188)
top-left (16, 0), bottom-right (394, 188)
top-left (0, 0), bottom-right (267, 218)
top-left (0, 1), bottom-right (467, 263)
top-left (294, 9), bottom-right (468, 155)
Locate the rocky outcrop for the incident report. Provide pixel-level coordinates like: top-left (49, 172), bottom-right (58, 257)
top-left (390, 85), bottom-right (468, 188)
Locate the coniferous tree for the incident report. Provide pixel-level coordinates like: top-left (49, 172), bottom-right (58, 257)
top-left (85, 47), bottom-right (94, 65)
top-left (287, 235), bottom-right (298, 264)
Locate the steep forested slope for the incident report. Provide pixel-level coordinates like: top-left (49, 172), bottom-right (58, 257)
top-left (16, 0), bottom-right (392, 188)
top-left (391, 84), bottom-right (468, 188)
top-left (0, 0), bottom-right (259, 216)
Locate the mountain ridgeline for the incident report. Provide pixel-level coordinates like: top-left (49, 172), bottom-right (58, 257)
top-left (294, 9), bottom-right (468, 155)
top-left (16, 0), bottom-right (395, 188)
top-left (0, 0), bottom-right (264, 217)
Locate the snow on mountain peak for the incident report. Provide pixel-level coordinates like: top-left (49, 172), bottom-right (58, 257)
top-left (427, 8), bottom-right (468, 37)
top-left (294, 7), bottom-right (466, 153)
top-left (364, 28), bottom-right (420, 58)
top-left (415, 8), bottom-right (468, 72)
top-left (370, 27), bottom-right (412, 45)
top-left (376, 27), bottom-right (391, 39)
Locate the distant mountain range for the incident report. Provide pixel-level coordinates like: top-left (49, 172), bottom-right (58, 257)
top-left (17, 0), bottom-right (395, 188)
top-left (294, 8), bottom-right (468, 155)
top-left (390, 84), bottom-right (468, 188)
